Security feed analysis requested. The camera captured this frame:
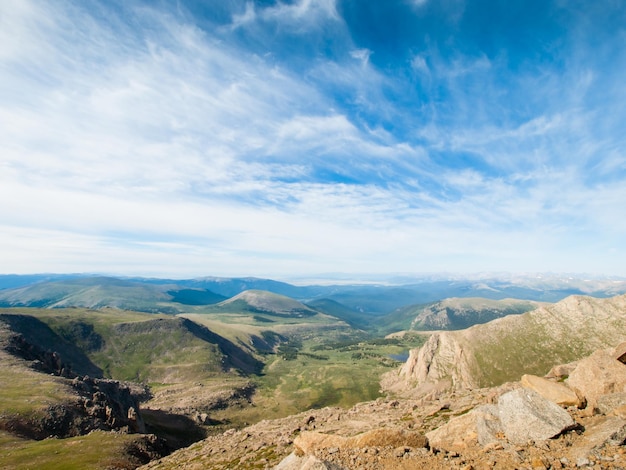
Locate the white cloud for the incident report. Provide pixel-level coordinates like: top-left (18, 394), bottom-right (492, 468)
top-left (231, 2), bottom-right (256, 30)
top-left (411, 55), bottom-right (429, 75)
top-left (350, 48), bottom-right (372, 66)
top-left (261, 0), bottom-right (339, 24)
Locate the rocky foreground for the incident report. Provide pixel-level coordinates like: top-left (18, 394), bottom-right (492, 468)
top-left (141, 343), bottom-right (626, 470)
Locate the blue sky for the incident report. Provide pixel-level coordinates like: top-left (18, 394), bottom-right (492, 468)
top-left (1, 0), bottom-right (625, 279)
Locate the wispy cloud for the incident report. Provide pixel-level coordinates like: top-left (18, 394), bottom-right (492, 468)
top-left (1, 0), bottom-right (625, 277)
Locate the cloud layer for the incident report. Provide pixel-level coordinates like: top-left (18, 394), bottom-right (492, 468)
top-left (1, 0), bottom-right (625, 278)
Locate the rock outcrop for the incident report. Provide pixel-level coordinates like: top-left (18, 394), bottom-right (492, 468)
top-left (381, 331), bottom-right (478, 397)
top-left (383, 294), bottom-right (626, 398)
top-left (0, 316), bottom-right (149, 439)
top-left (1, 374), bottom-right (148, 440)
top-left (402, 297), bottom-right (539, 330)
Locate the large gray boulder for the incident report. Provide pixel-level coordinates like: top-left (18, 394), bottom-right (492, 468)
top-left (498, 388), bottom-right (575, 445)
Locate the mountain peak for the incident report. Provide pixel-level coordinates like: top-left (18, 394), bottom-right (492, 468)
top-left (217, 290), bottom-right (318, 317)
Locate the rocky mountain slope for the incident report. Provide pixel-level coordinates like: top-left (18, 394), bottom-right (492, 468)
top-left (140, 342), bottom-right (626, 469)
top-left (382, 297), bottom-right (540, 332)
top-left (382, 294), bottom-right (626, 397)
top-left (0, 317), bottom-right (169, 468)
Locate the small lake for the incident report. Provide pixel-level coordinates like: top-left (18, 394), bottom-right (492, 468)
top-left (389, 353), bottom-right (409, 362)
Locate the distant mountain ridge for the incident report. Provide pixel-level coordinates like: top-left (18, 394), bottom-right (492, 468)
top-left (383, 297), bottom-right (541, 332)
top-left (1, 273), bottom-right (626, 319)
top-left (0, 277), bottom-right (226, 314)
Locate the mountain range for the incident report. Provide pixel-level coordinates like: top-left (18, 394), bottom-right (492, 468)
top-left (2, 273), bottom-right (625, 321)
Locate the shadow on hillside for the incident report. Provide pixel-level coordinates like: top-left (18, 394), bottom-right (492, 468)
top-left (142, 409), bottom-right (211, 451)
top-left (0, 313), bottom-right (103, 377)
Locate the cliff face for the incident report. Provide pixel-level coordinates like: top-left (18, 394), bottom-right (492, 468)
top-left (382, 294), bottom-right (626, 398)
top-left (382, 332), bottom-right (479, 397)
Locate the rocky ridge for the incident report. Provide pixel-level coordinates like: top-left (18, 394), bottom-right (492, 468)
top-left (0, 316), bottom-right (150, 439)
top-left (141, 342), bottom-right (626, 469)
top-left (402, 297), bottom-right (540, 330)
top-left (382, 294), bottom-right (626, 397)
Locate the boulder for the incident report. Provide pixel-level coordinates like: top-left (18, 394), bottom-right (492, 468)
top-left (274, 452), bottom-right (345, 470)
top-left (568, 416), bottom-right (626, 461)
top-left (294, 432), bottom-right (347, 455)
top-left (520, 374), bottom-right (582, 408)
top-left (565, 350), bottom-right (626, 408)
top-left (498, 388), bottom-right (575, 445)
top-left (596, 392), bottom-right (626, 416)
top-left (426, 404), bottom-right (502, 451)
top-left (545, 361), bottom-right (579, 380)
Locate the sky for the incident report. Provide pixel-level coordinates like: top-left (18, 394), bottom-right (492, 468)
top-left (1, 0), bottom-right (626, 279)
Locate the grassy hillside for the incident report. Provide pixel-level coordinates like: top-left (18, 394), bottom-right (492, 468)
top-left (0, 308), bottom-right (262, 384)
top-left (0, 430), bottom-right (162, 470)
top-left (89, 317), bottom-right (263, 383)
top-left (0, 312), bottom-right (102, 377)
top-left (0, 344), bottom-right (167, 469)
top-left (467, 295), bottom-right (626, 386)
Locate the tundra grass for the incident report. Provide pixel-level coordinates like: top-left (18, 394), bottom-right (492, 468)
top-left (0, 430), bottom-right (145, 470)
top-left (2, 307), bottom-right (168, 327)
top-left (0, 356), bottom-right (74, 417)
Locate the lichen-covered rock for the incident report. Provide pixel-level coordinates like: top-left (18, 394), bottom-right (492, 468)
top-left (350, 428), bottom-right (427, 448)
top-left (498, 388), bottom-right (575, 445)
